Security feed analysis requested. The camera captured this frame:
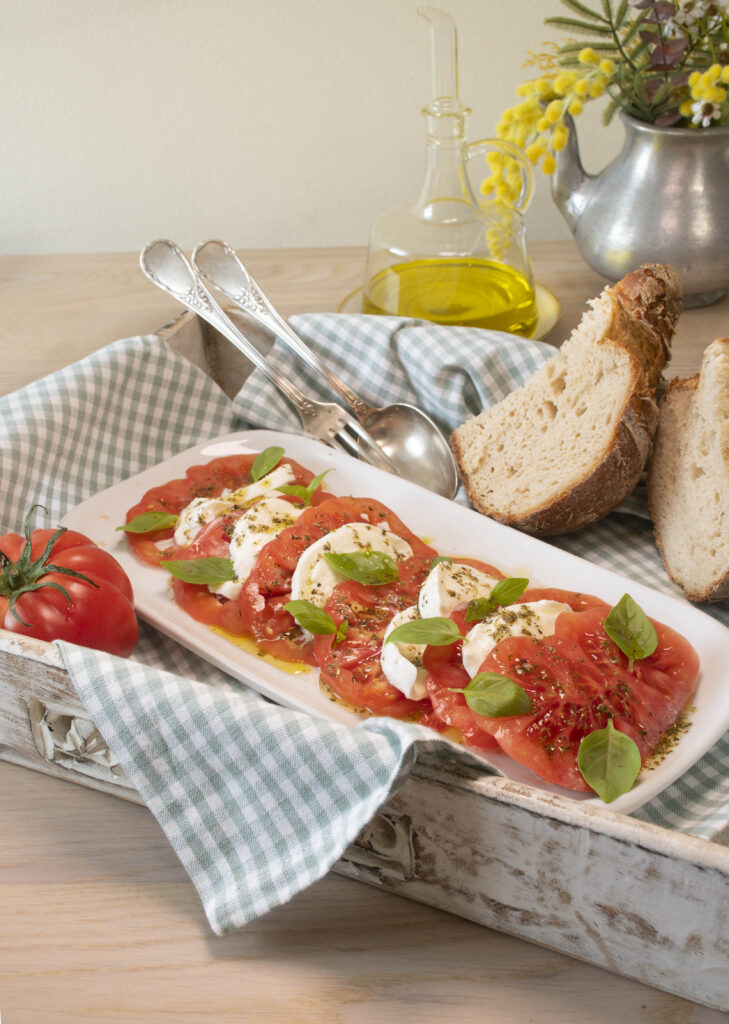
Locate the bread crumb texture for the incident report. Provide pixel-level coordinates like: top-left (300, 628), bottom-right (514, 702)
top-left (452, 264), bottom-right (681, 536)
top-left (648, 338), bottom-right (729, 602)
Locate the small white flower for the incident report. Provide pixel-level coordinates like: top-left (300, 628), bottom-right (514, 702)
top-left (691, 100), bottom-right (723, 126)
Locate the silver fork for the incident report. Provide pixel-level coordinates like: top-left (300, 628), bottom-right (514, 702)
top-left (140, 240), bottom-right (398, 472)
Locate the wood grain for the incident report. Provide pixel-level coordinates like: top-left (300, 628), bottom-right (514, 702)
top-left (2, 245), bottom-right (728, 1024)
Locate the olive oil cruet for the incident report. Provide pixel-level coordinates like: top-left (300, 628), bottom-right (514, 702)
top-left (363, 6), bottom-right (538, 336)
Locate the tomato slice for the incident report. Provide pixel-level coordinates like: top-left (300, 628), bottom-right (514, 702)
top-left (472, 606), bottom-right (700, 792)
top-left (124, 454), bottom-right (328, 566)
top-left (238, 496), bottom-right (437, 664)
top-left (517, 587), bottom-right (610, 612)
top-left (423, 607), bottom-right (499, 750)
top-left (422, 586), bottom-right (599, 751)
top-left (312, 556), bottom-right (434, 718)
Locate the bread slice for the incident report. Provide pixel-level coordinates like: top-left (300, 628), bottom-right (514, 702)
top-left (451, 264), bottom-right (681, 536)
top-left (648, 338), bottom-right (729, 602)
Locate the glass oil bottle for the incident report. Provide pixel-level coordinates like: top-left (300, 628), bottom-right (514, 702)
top-left (363, 7), bottom-right (538, 336)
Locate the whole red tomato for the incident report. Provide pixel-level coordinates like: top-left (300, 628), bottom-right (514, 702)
top-left (0, 508), bottom-right (138, 657)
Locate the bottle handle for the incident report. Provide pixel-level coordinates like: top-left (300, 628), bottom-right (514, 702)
top-left (463, 138), bottom-right (534, 214)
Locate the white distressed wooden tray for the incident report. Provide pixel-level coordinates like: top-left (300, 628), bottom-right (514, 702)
top-left (2, 309), bottom-right (729, 1013)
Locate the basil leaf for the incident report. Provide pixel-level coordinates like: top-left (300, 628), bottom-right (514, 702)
top-left (465, 597), bottom-right (495, 622)
top-left (161, 557), bottom-right (236, 585)
top-left (577, 718), bottom-right (641, 803)
top-left (465, 577), bottom-right (530, 621)
top-left (277, 468), bottom-right (332, 507)
top-left (250, 446), bottom-right (284, 482)
top-left (117, 511), bottom-right (179, 533)
top-left (605, 593), bottom-right (657, 668)
top-left (490, 577), bottom-right (529, 606)
top-left (322, 550), bottom-right (399, 586)
top-left (335, 619), bottom-right (349, 644)
top-left (385, 617), bottom-right (461, 647)
top-left (284, 599), bottom-right (337, 635)
top-left (428, 555), bottom-right (453, 571)
top-left (452, 672), bottom-right (533, 717)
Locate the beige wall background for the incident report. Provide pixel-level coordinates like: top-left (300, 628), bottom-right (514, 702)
top-left (4, 0), bottom-right (624, 255)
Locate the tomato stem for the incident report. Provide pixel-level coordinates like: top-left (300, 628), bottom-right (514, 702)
top-left (0, 505), bottom-right (100, 625)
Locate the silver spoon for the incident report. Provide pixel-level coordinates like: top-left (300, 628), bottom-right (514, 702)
top-left (140, 240), bottom-right (398, 473)
top-left (192, 240), bottom-right (460, 500)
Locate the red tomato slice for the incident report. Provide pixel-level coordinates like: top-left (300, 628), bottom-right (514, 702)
top-left (423, 607), bottom-right (499, 750)
top-left (238, 496), bottom-right (437, 664)
top-left (421, 585), bottom-right (598, 751)
top-left (473, 606), bottom-right (700, 792)
top-left (313, 556), bottom-right (434, 718)
top-left (517, 587), bottom-right (610, 612)
top-left (124, 454), bottom-right (328, 566)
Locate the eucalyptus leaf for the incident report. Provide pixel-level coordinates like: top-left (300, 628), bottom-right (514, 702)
top-left (284, 599), bottom-right (337, 635)
top-left (161, 556), bottom-right (236, 585)
top-left (544, 15), bottom-right (613, 34)
top-left (605, 593), bottom-right (657, 668)
top-left (250, 446), bottom-right (284, 482)
top-left (558, 0), bottom-right (609, 21)
top-left (577, 719), bottom-right (641, 802)
top-left (385, 616), bottom-right (461, 647)
top-left (117, 511), bottom-right (179, 533)
top-left (322, 550), bottom-right (399, 586)
top-left (451, 672), bottom-right (533, 718)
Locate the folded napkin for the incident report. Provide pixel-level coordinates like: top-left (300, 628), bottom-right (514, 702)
top-left (2, 315), bottom-right (729, 935)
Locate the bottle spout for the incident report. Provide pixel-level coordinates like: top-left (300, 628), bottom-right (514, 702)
top-left (418, 6), bottom-right (463, 113)
top-left (551, 114), bottom-right (594, 231)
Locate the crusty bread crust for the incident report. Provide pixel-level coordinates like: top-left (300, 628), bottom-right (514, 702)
top-left (648, 339), bottom-right (729, 602)
top-left (451, 264), bottom-right (681, 537)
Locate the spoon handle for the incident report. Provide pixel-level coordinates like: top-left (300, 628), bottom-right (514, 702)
top-left (192, 241), bottom-right (374, 421)
top-left (141, 244), bottom-right (314, 413)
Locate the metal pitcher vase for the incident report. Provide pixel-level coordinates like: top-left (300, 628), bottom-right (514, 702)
top-left (551, 111), bottom-right (729, 308)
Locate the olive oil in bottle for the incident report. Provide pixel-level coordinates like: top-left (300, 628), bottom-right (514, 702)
top-left (363, 8), bottom-right (538, 338)
top-left (363, 257), bottom-right (538, 335)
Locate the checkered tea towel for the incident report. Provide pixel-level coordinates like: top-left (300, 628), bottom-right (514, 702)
top-left (2, 314), bottom-right (728, 936)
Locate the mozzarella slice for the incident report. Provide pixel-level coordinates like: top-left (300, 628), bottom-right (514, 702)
top-left (213, 497), bottom-right (304, 600)
top-left (290, 522), bottom-right (413, 609)
top-left (173, 463), bottom-right (296, 547)
top-left (418, 560), bottom-right (501, 619)
top-left (380, 606), bottom-right (427, 700)
top-left (461, 600), bottom-right (571, 677)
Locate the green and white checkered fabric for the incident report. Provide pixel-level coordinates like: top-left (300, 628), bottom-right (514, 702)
top-left (2, 316), bottom-right (729, 934)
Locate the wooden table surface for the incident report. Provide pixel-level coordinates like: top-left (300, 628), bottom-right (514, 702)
top-left (1, 244), bottom-right (727, 1023)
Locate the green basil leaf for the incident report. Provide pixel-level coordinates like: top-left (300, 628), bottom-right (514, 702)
top-left (452, 672), bottom-right (533, 717)
top-left (605, 593), bottom-right (658, 668)
top-left (465, 597), bottom-right (495, 622)
top-left (577, 718), bottom-right (641, 803)
top-left (490, 577), bottom-right (529, 606)
top-left (250, 446), bottom-right (285, 482)
top-left (428, 555), bottom-right (453, 571)
top-left (385, 617), bottom-right (461, 647)
top-left (335, 619), bottom-right (349, 644)
top-left (284, 599), bottom-right (337, 635)
top-left (161, 556), bottom-right (236, 585)
top-left (465, 577), bottom-right (530, 622)
top-left (277, 468), bottom-right (333, 507)
top-left (322, 550), bottom-right (399, 586)
top-left (276, 484), bottom-right (310, 503)
top-left (117, 511), bottom-right (179, 533)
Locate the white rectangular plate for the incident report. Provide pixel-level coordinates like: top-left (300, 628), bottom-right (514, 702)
top-left (62, 430), bottom-right (729, 815)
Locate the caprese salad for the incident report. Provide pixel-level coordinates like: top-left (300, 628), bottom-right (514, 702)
top-left (120, 446), bottom-right (700, 803)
